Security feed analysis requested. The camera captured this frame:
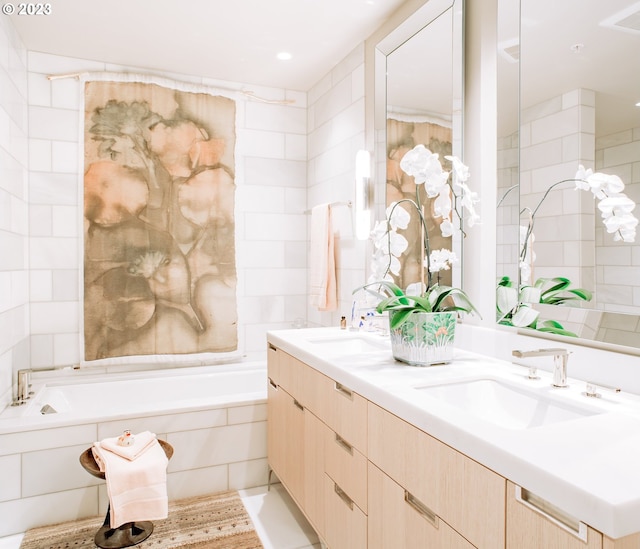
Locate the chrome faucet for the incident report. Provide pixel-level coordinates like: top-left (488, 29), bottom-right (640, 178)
top-left (13, 369), bottom-right (33, 405)
top-left (512, 348), bottom-right (570, 388)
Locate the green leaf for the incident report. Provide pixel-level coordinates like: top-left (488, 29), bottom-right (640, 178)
top-left (388, 308), bottom-right (415, 330)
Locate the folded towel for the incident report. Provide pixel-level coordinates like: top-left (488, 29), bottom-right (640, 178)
top-left (309, 203), bottom-right (337, 311)
top-left (100, 430), bottom-right (157, 461)
top-left (92, 435), bottom-right (168, 528)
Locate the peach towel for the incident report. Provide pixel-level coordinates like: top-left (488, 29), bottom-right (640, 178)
top-left (92, 434), bottom-right (168, 528)
top-left (100, 430), bottom-right (157, 461)
top-left (309, 203), bottom-right (337, 311)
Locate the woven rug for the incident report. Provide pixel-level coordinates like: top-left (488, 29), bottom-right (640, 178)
top-left (20, 491), bottom-right (263, 549)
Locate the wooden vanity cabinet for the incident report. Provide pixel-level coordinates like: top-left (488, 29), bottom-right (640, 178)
top-left (268, 343), bottom-right (640, 548)
top-left (368, 402), bottom-right (505, 549)
top-left (267, 346), bottom-right (367, 546)
top-left (368, 461), bottom-right (475, 549)
top-left (506, 480), bottom-right (602, 549)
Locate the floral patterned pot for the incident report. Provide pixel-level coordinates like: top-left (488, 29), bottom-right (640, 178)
top-left (389, 311), bottom-right (457, 366)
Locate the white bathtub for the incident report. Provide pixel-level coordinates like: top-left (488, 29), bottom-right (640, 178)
top-left (0, 361), bottom-right (267, 433)
top-left (0, 361), bottom-right (269, 537)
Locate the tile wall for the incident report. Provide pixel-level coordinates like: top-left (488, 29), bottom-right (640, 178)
top-left (519, 88), bottom-right (595, 289)
top-left (0, 15), bottom-right (30, 411)
top-left (306, 44), bottom-right (368, 329)
top-left (595, 127), bottom-right (640, 313)
top-left (0, 399), bottom-right (267, 537)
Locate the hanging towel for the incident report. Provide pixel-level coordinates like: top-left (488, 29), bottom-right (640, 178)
top-left (309, 203), bottom-right (338, 311)
top-left (92, 433), bottom-right (168, 528)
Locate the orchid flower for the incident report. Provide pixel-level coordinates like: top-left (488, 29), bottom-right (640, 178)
top-left (427, 249), bottom-right (458, 273)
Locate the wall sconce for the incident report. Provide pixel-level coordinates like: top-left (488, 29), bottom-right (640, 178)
top-left (355, 149), bottom-right (372, 240)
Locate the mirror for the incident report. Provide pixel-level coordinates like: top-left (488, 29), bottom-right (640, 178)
top-left (367, 0), bottom-right (464, 290)
top-left (498, 0), bottom-right (640, 349)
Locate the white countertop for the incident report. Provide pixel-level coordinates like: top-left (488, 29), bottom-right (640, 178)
top-left (267, 326), bottom-right (640, 539)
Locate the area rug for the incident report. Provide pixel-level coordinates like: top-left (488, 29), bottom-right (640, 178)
top-left (20, 490), bottom-right (263, 549)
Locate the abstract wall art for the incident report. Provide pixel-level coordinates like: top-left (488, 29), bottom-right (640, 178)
top-left (83, 79), bottom-right (237, 361)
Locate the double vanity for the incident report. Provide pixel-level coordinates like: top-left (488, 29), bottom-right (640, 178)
top-left (267, 327), bottom-right (640, 548)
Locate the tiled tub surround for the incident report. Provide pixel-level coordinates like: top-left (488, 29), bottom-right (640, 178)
top-left (0, 362), bottom-right (268, 537)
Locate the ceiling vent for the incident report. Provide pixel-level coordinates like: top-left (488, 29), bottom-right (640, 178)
top-left (601, 2), bottom-right (640, 34)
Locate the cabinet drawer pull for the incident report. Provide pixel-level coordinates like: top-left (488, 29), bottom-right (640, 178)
top-left (334, 382), bottom-right (353, 399)
top-left (515, 485), bottom-right (587, 541)
top-left (334, 433), bottom-right (353, 455)
top-left (268, 377), bottom-right (277, 390)
top-left (334, 482), bottom-right (354, 510)
top-left (268, 343), bottom-right (276, 352)
top-left (293, 399), bottom-right (304, 411)
top-left (404, 491), bottom-right (439, 528)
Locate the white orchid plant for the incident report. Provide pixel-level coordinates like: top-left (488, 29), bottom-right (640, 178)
top-left (357, 144), bottom-right (481, 328)
top-left (498, 164), bottom-right (636, 336)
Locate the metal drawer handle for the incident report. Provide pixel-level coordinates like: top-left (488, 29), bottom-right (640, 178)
top-left (293, 399), bottom-right (304, 411)
top-left (268, 377), bottom-right (277, 390)
top-left (515, 486), bottom-right (587, 541)
top-left (404, 491), bottom-right (439, 528)
top-left (335, 434), bottom-right (353, 455)
top-left (334, 483), bottom-right (353, 510)
top-left (268, 343), bottom-right (276, 351)
top-left (334, 382), bottom-right (353, 399)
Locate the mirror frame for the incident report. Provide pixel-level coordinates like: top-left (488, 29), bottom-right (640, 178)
top-left (364, 0), bottom-right (465, 288)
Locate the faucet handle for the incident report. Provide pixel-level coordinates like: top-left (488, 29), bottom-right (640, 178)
top-left (584, 381), bottom-right (621, 398)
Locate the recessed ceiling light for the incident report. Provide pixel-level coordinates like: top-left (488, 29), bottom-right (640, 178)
top-left (636, 101), bottom-right (640, 107)
top-left (277, 52), bottom-right (292, 61)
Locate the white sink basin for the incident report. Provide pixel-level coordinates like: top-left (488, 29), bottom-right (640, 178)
top-left (306, 334), bottom-right (389, 355)
top-left (415, 378), bottom-right (601, 430)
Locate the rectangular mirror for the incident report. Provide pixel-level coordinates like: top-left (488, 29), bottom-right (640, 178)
top-left (367, 0), bottom-right (464, 290)
top-left (497, 0), bottom-right (640, 350)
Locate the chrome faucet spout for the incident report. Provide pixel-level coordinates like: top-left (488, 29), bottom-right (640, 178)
top-left (14, 369), bottom-right (33, 405)
top-left (512, 348), bottom-right (570, 388)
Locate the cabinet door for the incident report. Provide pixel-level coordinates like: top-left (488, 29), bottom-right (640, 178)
top-left (507, 481), bottom-right (602, 549)
top-left (304, 411), bottom-right (326, 538)
top-left (368, 462), bottom-right (475, 549)
top-left (267, 382), bottom-right (305, 506)
top-left (323, 473), bottom-right (367, 549)
top-left (368, 402), bottom-right (505, 549)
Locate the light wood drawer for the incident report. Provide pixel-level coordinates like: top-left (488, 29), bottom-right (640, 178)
top-left (368, 462), bottom-right (475, 549)
top-left (270, 348), bottom-right (308, 402)
top-left (368, 402), bottom-right (505, 549)
top-left (323, 418), bottom-right (368, 513)
top-left (305, 365), bottom-right (368, 455)
top-left (506, 480), bottom-right (602, 549)
top-left (323, 473), bottom-right (367, 549)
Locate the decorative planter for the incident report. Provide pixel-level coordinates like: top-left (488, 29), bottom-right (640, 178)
top-left (389, 311), bottom-right (457, 366)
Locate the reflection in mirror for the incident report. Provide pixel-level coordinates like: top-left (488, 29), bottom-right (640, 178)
top-left (497, 0), bottom-right (640, 349)
top-left (386, 12), bottom-right (454, 289)
top-left (373, 0), bottom-right (463, 291)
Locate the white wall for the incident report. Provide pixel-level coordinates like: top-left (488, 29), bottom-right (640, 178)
top-left (0, 16), bottom-right (29, 411)
top-left (306, 44), bottom-right (368, 328)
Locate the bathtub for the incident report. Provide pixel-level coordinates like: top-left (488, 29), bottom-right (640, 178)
top-left (0, 361), bottom-right (269, 537)
top-left (0, 361), bottom-right (267, 432)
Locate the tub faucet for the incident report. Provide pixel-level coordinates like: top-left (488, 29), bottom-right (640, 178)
top-left (512, 348), bottom-right (570, 388)
top-left (14, 369), bottom-right (33, 405)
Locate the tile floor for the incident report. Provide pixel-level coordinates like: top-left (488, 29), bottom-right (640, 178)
top-left (0, 483), bottom-right (320, 549)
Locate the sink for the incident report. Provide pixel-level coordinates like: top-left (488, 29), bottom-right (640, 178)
top-left (415, 378), bottom-right (601, 430)
top-left (306, 334), bottom-right (388, 355)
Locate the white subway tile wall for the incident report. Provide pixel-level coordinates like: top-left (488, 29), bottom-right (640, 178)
top-left (0, 401), bottom-right (268, 537)
top-left (0, 15), bottom-right (29, 412)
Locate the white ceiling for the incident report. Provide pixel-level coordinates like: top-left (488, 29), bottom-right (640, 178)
top-left (10, 0), bottom-right (407, 91)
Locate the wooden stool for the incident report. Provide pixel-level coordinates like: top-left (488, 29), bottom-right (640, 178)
top-left (79, 439), bottom-right (173, 549)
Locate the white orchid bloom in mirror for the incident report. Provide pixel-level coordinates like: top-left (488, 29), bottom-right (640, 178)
top-left (575, 164), bottom-right (637, 243)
